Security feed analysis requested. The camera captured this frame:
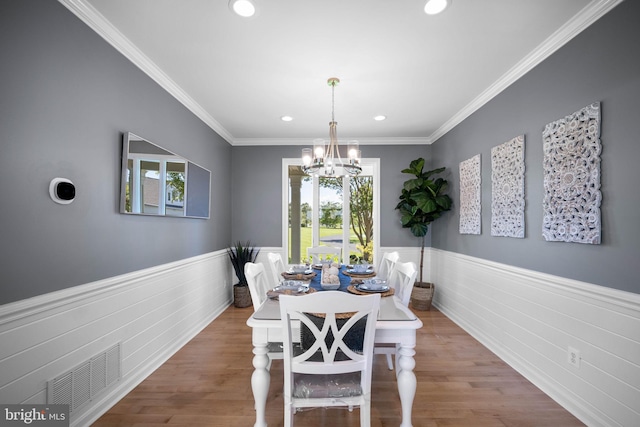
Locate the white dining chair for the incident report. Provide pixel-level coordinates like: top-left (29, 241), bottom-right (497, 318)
top-left (374, 260), bottom-right (417, 370)
top-left (267, 252), bottom-right (286, 286)
top-left (388, 261), bottom-right (417, 306)
top-left (307, 246), bottom-right (342, 264)
top-left (279, 291), bottom-right (381, 427)
top-left (376, 251), bottom-right (400, 281)
top-left (245, 262), bottom-right (283, 366)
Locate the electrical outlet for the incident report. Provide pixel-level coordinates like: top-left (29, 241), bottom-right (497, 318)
top-left (568, 346), bottom-right (581, 368)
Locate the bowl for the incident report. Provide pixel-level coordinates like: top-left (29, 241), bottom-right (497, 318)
top-left (362, 278), bottom-right (388, 290)
top-left (290, 264), bottom-right (308, 274)
top-left (352, 264), bottom-right (370, 273)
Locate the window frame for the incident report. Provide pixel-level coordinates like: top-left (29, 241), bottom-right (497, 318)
top-left (282, 158), bottom-right (380, 266)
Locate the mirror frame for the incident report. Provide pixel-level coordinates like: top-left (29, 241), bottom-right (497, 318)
top-left (119, 132), bottom-right (211, 219)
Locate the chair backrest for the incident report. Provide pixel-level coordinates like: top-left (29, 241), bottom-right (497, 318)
top-left (388, 261), bottom-right (417, 306)
top-left (279, 291), bottom-right (380, 391)
top-left (244, 262), bottom-right (272, 312)
top-left (376, 251), bottom-right (400, 281)
top-left (307, 246), bottom-right (342, 264)
top-left (267, 252), bottom-right (286, 286)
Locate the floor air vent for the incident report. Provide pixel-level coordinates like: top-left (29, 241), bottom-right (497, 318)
top-left (48, 343), bottom-right (121, 414)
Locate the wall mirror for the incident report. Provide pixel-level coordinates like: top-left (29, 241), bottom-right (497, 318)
top-left (120, 132), bottom-right (211, 219)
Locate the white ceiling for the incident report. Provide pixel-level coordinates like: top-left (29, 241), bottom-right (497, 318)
top-left (61, 0), bottom-right (620, 146)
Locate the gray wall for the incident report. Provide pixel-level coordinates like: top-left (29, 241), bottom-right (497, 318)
top-left (231, 145), bottom-right (433, 248)
top-left (431, 0), bottom-right (640, 294)
top-left (0, 0), bottom-right (232, 305)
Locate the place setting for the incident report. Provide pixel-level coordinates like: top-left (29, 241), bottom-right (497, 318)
top-left (347, 278), bottom-right (395, 297)
top-left (281, 264), bottom-right (316, 280)
top-left (267, 280), bottom-right (315, 300)
top-left (343, 263), bottom-right (376, 279)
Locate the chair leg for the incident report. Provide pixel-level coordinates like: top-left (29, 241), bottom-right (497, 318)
top-left (386, 353), bottom-right (394, 370)
top-left (360, 399), bottom-right (371, 427)
top-left (284, 402), bottom-right (294, 427)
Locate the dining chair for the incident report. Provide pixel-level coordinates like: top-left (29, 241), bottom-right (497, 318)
top-left (375, 251), bottom-right (400, 281)
top-left (267, 252), bottom-right (286, 286)
top-left (387, 261), bottom-right (417, 306)
top-left (245, 262), bottom-right (283, 366)
top-left (374, 260), bottom-right (417, 370)
top-left (307, 246), bottom-right (342, 264)
top-left (279, 291), bottom-right (381, 427)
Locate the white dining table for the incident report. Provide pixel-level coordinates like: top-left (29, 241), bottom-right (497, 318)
top-left (246, 292), bottom-right (423, 427)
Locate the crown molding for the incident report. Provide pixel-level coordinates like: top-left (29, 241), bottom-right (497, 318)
top-left (232, 136), bottom-right (431, 146)
top-left (427, 0), bottom-right (624, 144)
top-left (59, 0), bottom-right (622, 147)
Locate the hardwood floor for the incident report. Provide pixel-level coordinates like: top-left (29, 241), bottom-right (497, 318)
top-left (93, 305), bottom-right (584, 426)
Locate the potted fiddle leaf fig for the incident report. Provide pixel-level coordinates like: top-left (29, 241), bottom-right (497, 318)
top-left (227, 241), bottom-right (260, 308)
top-left (395, 158), bottom-right (452, 309)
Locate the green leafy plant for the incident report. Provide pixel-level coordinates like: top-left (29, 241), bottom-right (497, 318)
top-left (227, 241), bottom-right (260, 286)
top-left (395, 158), bottom-right (453, 283)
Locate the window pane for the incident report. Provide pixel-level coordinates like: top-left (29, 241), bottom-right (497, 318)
top-left (318, 177), bottom-right (343, 263)
top-left (349, 175), bottom-right (374, 263)
top-left (165, 160), bottom-right (185, 217)
top-left (139, 160), bottom-right (160, 214)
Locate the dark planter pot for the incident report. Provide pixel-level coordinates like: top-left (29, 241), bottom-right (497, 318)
top-left (233, 284), bottom-right (253, 308)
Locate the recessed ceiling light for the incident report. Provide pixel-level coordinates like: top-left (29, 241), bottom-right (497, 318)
top-left (281, 115), bottom-right (293, 122)
top-left (424, 0), bottom-right (451, 15)
top-left (374, 115), bottom-right (386, 121)
top-left (229, 0), bottom-right (256, 17)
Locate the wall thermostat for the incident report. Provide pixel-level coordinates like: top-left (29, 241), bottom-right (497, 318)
top-left (49, 177), bottom-right (76, 204)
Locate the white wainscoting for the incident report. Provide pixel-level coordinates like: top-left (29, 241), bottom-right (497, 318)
top-left (0, 250), bottom-right (233, 427)
top-left (429, 248), bottom-right (640, 427)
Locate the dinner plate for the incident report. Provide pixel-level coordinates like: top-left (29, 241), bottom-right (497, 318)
top-left (346, 268), bottom-right (374, 275)
top-left (286, 269), bottom-right (313, 275)
top-left (356, 283), bottom-right (389, 293)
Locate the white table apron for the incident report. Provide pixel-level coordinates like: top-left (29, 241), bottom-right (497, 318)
top-left (246, 295), bottom-right (423, 427)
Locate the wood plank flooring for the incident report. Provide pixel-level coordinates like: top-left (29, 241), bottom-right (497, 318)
top-left (93, 305), bottom-right (584, 426)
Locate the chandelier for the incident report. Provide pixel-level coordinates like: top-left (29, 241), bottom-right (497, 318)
top-left (301, 78), bottom-right (362, 177)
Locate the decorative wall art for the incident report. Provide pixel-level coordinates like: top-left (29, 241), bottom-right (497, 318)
top-left (542, 102), bottom-right (602, 244)
top-left (491, 135), bottom-right (525, 238)
top-left (459, 154), bottom-right (481, 235)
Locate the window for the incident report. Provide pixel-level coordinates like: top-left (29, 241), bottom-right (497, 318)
top-left (283, 158), bottom-right (380, 266)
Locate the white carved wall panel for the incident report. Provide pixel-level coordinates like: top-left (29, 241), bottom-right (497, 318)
top-left (459, 154), bottom-right (481, 235)
top-left (491, 135), bottom-right (525, 238)
top-left (542, 102), bottom-right (602, 244)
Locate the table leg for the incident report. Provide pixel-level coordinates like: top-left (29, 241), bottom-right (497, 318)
top-left (251, 343), bottom-right (270, 427)
top-left (396, 344), bottom-right (417, 427)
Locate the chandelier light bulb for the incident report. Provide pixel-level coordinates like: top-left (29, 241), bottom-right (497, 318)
top-left (348, 140), bottom-right (359, 159)
top-left (301, 148), bottom-right (312, 166)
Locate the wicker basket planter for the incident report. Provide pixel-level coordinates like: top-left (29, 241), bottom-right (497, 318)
top-left (233, 284), bottom-right (253, 308)
top-left (410, 282), bottom-right (434, 311)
